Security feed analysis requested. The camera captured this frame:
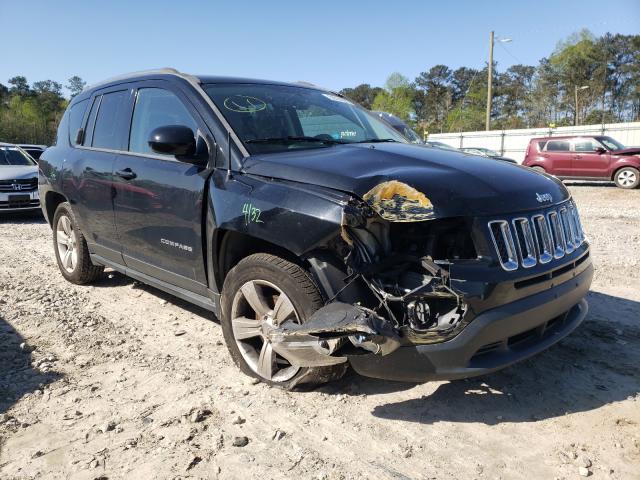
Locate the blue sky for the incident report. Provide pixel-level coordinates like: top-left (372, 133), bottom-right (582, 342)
top-left (1, 0), bottom-right (638, 94)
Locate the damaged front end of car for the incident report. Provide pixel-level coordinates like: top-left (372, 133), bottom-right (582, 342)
top-left (267, 180), bottom-right (474, 368)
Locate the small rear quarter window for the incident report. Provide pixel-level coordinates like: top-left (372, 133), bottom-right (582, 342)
top-left (68, 99), bottom-right (89, 146)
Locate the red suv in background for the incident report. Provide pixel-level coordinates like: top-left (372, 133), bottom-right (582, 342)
top-left (523, 135), bottom-right (640, 189)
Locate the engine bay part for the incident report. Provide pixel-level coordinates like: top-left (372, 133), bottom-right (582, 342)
top-left (272, 181), bottom-right (472, 368)
top-left (339, 184), bottom-right (471, 342)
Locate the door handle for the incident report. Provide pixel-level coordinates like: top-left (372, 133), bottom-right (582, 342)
top-left (115, 168), bottom-right (137, 180)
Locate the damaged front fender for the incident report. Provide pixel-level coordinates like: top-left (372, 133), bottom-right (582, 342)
top-left (266, 303), bottom-right (402, 367)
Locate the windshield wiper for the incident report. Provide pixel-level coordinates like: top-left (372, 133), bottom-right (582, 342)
top-left (246, 136), bottom-right (346, 145)
top-left (354, 138), bottom-right (398, 143)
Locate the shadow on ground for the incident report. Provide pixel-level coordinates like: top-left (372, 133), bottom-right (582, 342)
top-left (91, 270), bottom-right (216, 322)
top-left (0, 314), bottom-right (60, 415)
top-left (339, 291), bottom-right (640, 424)
top-left (563, 180), bottom-right (616, 188)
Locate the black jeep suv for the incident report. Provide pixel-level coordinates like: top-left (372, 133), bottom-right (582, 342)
top-left (39, 69), bottom-right (593, 388)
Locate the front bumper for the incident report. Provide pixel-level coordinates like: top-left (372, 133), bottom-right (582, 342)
top-left (0, 189), bottom-right (40, 212)
top-left (349, 260), bottom-right (593, 382)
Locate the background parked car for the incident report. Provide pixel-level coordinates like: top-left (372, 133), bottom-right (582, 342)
top-left (424, 140), bottom-right (459, 151)
top-left (17, 144), bottom-right (47, 160)
top-left (460, 147), bottom-right (518, 164)
top-left (523, 135), bottom-right (640, 189)
top-left (0, 143), bottom-right (40, 213)
top-left (372, 111), bottom-right (424, 144)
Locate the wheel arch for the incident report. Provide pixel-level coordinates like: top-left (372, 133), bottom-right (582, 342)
top-left (44, 191), bottom-right (68, 226)
top-left (214, 229), bottom-right (313, 293)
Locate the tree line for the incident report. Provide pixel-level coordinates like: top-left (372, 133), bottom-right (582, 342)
top-left (0, 75), bottom-right (85, 145)
top-left (1, 30), bottom-right (638, 145)
top-left (339, 30), bottom-right (639, 134)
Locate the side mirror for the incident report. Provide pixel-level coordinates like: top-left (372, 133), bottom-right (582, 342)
top-left (594, 146), bottom-right (607, 154)
top-left (148, 125), bottom-right (196, 156)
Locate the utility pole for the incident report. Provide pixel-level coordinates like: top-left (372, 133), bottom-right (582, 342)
top-left (486, 30), bottom-right (494, 131)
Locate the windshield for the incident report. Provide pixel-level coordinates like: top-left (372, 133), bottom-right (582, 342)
top-left (596, 136), bottom-right (625, 151)
top-left (0, 147), bottom-right (36, 166)
top-left (204, 83), bottom-right (407, 154)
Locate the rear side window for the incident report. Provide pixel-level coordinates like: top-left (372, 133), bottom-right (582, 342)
top-left (128, 88), bottom-right (197, 156)
top-left (82, 96), bottom-right (100, 146)
top-left (68, 99), bottom-right (88, 146)
top-left (546, 140), bottom-right (570, 152)
top-left (92, 90), bottom-right (129, 150)
top-left (536, 140), bottom-right (548, 150)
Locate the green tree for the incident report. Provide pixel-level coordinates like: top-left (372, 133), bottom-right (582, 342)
top-left (339, 84), bottom-right (383, 109)
top-left (371, 73), bottom-right (414, 123)
top-left (0, 77), bottom-right (67, 144)
top-left (414, 65), bottom-right (452, 132)
top-left (8, 76), bottom-right (30, 96)
top-left (66, 76), bottom-right (86, 98)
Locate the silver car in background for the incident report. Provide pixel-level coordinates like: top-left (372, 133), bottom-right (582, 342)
top-left (0, 143), bottom-right (40, 213)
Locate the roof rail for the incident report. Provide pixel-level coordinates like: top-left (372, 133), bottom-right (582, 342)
top-left (82, 67), bottom-right (187, 93)
top-left (79, 68), bottom-right (249, 158)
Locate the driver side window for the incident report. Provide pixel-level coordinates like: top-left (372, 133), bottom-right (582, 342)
top-left (129, 88), bottom-right (197, 156)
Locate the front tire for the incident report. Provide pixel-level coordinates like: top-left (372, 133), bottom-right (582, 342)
top-left (614, 167), bottom-right (639, 189)
top-left (52, 202), bottom-right (104, 284)
top-left (220, 253), bottom-right (345, 389)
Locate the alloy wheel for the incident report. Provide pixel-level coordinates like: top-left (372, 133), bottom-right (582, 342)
top-left (56, 215), bottom-right (78, 273)
top-left (230, 279), bottom-right (301, 382)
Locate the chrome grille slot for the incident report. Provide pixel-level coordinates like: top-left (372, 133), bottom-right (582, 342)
top-left (488, 221), bottom-right (518, 271)
top-left (547, 211), bottom-right (566, 259)
top-left (532, 214), bottom-right (553, 264)
top-left (559, 207), bottom-right (575, 253)
top-left (512, 218), bottom-right (537, 268)
top-left (569, 202), bottom-right (584, 244)
top-left (488, 201), bottom-right (586, 271)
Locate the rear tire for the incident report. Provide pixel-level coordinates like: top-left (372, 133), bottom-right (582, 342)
top-left (52, 202), bottom-right (104, 284)
top-left (613, 167), bottom-right (639, 189)
top-left (531, 166), bottom-right (546, 173)
top-left (220, 253), bottom-right (346, 389)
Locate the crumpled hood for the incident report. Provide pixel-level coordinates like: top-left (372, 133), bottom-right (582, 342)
top-left (0, 165), bottom-right (38, 180)
top-left (242, 143), bottom-right (570, 217)
top-left (613, 147), bottom-right (640, 156)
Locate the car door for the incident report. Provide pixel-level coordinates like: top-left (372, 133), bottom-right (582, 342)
top-left (66, 87), bottom-right (132, 264)
top-left (571, 138), bottom-right (611, 178)
top-left (112, 81), bottom-right (213, 294)
top-left (543, 139), bottom-right (573, 176)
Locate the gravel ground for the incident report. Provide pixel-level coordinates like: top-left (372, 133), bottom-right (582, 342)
top-left (1, 184), bottom-right (639, 480)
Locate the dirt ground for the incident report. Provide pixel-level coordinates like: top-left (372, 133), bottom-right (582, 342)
top-left (1, 184), bottom-right (639, 480)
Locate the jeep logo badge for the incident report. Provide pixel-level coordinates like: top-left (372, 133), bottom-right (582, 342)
top-left (536, 192), bottom-right (552, 203)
